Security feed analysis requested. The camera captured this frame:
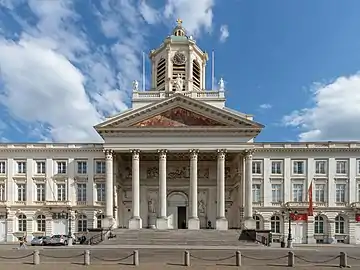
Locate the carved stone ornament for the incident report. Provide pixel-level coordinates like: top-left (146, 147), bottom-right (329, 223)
top-left (244, 149), bottom-right (254, 159)
top-left (173, 51), bottom-right (186, 65)
top-left (158, 149), bottom-right (167, 160)
top-left (147, 167), bottom-right (159, 179)
top-left (104, 149), bottom-right (113, 160)
top-left (225, 167), bottom-right (231, 179)
top-left (217, 149), bottom-right (226, 160)
top-left (131, 149), bottom-right (140, 160)
top-left (189, 149), bottom-right (199, 160)
top-left (147, 191), bottom-right (158, 213)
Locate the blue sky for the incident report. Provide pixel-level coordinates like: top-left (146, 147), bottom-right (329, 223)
top-left (0, 0), bottom-right (360, 143)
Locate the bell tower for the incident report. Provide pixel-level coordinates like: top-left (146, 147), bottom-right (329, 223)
top-left (150, 19), bottom-right (208, 92)
top-left (131, 20), bottom-right (225, 109)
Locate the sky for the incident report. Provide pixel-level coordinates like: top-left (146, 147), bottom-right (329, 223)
top-left (0, 0), bottom-right (360, 143)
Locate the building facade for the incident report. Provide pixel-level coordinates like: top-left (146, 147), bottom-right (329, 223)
top-left (0, 20), bottom-right (360, 244)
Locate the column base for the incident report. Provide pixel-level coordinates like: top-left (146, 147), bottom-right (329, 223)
top-left (102, 216), bottom-right (116, 229)
top-left (244, 217), bottom-right (256, 229)
top-left (156, 217), bottom-right (168, 230)
top-left (188, 217), bottom-right (200, 230)
top-left (129, 217), bottom-right (142, 229)
top-left (216, 217), bottom-right (228, 230)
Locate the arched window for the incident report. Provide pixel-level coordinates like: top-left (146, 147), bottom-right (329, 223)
top-left (253, 215), bottom-right (262, 230)
top-left (192, 60), bottom-right (201, 89)
top-left (77, 214), bottom-right (87, 232)
top-left (314, 215), bottom-right (324, 234)
top-left (335, 215), bottom-right (345, 234)
top-left (18, 214), bottom-right (27, 232)
top-left (97, 214), bottom-right (105, 229)
top-left (37, 214), bottom-right (46, 232)
top-left (271, 216), bottom-right (281, 233)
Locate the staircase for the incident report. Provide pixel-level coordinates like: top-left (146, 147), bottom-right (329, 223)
top-left (102, 229), bottom-right (259, 246)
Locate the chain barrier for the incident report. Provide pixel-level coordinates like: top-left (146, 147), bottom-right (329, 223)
top-left (347, 255), bottom-right (360, 261)
top-left (189, 253), bottom-right (235, 262)
top-left (241, 254), bottom-right (288, 261)
top-left (0, 253), bottom-right (34, 260)
top-left (92, 253), bottom-right (133, 262)
top-left (294, 255), bottom-right (340, 264)
top-left (41, 253), bottom-right (84, 259)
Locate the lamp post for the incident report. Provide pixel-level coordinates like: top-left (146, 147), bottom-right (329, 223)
top-left (282, 208), bottom-right (297, 249)
top-left (63, 209), bottom-right (73, 246)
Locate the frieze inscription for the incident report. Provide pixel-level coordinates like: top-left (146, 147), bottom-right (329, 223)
top-left (146, 166), bottom-right (209, 179)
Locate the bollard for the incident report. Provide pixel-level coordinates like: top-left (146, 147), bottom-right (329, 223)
top-left (288, 251), bottom-right (294, 267)
top-left (33, 250), bottom-right (40, 265)
top-left (339, 252), bottom-right (348, 268)
top-left (184, 251), bottom-right (190, 266)
top-left (84, 250), bottom-right (90, 266)
top-left (133, 250), bottom-right (139, 266)
top-left (235, 251), bottom-right (241, 266)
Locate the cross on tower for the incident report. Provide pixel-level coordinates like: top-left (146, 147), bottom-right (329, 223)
top-left (176, 19), bottom-right (183, 26)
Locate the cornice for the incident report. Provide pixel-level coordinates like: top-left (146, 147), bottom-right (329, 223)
top-left (0, 143), bottom-right (104, 153)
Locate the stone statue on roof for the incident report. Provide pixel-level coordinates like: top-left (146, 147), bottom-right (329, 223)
top-left (132, 80), bottom-right (139, 91)
top-left (218, 77), bottom-right (225, 91)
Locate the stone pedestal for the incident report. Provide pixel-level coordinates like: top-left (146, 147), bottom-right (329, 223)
top-left (188, 217), bottom-right (200, 230)
top-left (148, 213), bottom-right (156, 229)
top-left (102, 216), bottom-right (116, 229)
top-left (244, 217), bottom-right (256, 230)
top-left (216, 217), bottom-right (228, 230)
top-left (129, 217), bottom-right (142, 229)
top-left (156, 217), bottom-right (168, 230)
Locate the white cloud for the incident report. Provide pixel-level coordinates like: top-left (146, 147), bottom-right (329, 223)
top-left (283, 73), bottom-right (360, 141)
top-left (259, 103), bottom-right (272, 110)
top-left (139, 1), bottom-right (160, 24)
top-left (164, 0), bottom-right (215, 36)
top-left (219, 25), bottom-right (229, 43)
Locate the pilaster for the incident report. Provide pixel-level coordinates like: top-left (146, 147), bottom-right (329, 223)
top-left (244, 150), bottom-right (255, 229)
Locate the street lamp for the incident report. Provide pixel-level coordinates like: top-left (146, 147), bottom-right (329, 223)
top-left (282, 208), bottom-right (297, 249)
top-left (5, 208), bottom-right (9, 243)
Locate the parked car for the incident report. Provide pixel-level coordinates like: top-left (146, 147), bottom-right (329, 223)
top-left (48, 235), bottom-right (70, 246)
top-left (31, 236), bottom-right (51, 246)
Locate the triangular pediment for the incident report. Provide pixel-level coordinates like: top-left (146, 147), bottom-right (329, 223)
top-left (94, 94), bottom-right (264, 131)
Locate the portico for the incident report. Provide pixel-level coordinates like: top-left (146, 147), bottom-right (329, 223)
top-left (101, 149), bottom-right (255, 230)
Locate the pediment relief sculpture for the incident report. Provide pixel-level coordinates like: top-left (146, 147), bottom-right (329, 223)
top-left (132, 107), bottom-right (227, 127)
top-left (145, 166), bottom-right (209, 180)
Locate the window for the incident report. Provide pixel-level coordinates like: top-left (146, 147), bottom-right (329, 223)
top-left (95, 161), bottom-right (106, 174)
top-left (336, 160), bottom-right (347, 174)
top-left (253, 215), bottom-right (262, 230)
top-left (271, 161), bottom-right (282, 174)
top-left (36, 161), bottom-right (46, 174)
top-left (293, 161), bottom-right (305, 174)
top-left (0, 161), bottom-right (5, 174)
top-left (292, 184), bottom-right (304, 202)
top-left (271, 216), bottom-right (281, 233)
top-left (336, 184), bottom-right (346, 203)
top-left (335, 215), bottom-right (345, 234)
top-left (36, 214), bottom-right (46, 232)
top-left (96, 183), bottom-right (105, 202)
top-left (57, 183), bottom-right (66, 201)
top-left (17, 161), bottom-right (26, 174)
top-left (315, 184), bottom-right (325, 202)
top-left (358, 160), bottom-right (360, 175)
top-left (358, 184), bottom-right (360, 201)
top-left (315, 160), bottom-right (326, 174)
top-left (0, 184), bottom-right (5, 201)
top-left (77, 183), bottom-right (87, 202)
top-left (36, 184), bottom-right (45, 202)
top-left (57, 161), bottom-right (67, 174)
top-left (77, 161), bottom-right (87, 174)
top-left (97, 214), bottom-right (105, 228)
top-left (18, 214), bottom-right (27, 232)
top-left (271, 184), bottom-right (282, 202)
top-left (77, 215), bottom-right (87, 232)
top-left (314, 215), bottom-right (324, 234)
top-left (252, 161), bottom-right (262, 174)
top-left (252, 184), bottom-right (261, 202)
top-left (17, 183), bottom-right (26, 201)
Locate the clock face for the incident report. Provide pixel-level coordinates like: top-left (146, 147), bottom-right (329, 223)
top-left (173, 52), bottom-right (186, 65)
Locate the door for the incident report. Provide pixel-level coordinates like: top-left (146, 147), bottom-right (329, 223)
top-left (0, 215), bottom-right (5, 242)
top-left (291, 222), bottom-right (305, 243)
top-left (53, 219), bottom-right (67, 235)
top-left (177, 206), bottom-right (187, 229)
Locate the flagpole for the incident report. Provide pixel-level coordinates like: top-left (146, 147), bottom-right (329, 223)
top-left (142, 51), bottom-right (145, 91)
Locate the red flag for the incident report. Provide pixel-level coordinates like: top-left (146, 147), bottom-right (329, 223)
top-left (308, 180), bottom-right (314, 216)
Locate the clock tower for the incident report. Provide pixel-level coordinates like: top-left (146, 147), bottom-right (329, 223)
top-left (132, 20), bottom-right (225, 109)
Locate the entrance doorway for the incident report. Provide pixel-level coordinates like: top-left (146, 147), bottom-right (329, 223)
top-left (178, 206), bottom-right (187, 229)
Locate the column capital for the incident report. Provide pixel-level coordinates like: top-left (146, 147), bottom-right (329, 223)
top-left (217, 149), bottom-right (226, 160)
top-left (157, 149), bottom-right (167, 160)
top-left (244, 149), bottom-right (254, 160)
top-left (189, 149), bottom-right (199, 160)
top-left (104, 149), bottom-right (113, 160)
top-left (131, 149), bottom-right (140, 160)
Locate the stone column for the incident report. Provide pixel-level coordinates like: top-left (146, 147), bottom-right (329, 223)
top-left (129, 150), bottom-right (142, 229)
top-left (156, 149), bottom-right (168, 229)
top-left (216, 149), bottom-right (228, 230)
top-left (244, 150), bottom-right (256, 229)
top-left (188, 149), bottom-right (200, 230)
top-left (102, 150), bottom-right (115, 228)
